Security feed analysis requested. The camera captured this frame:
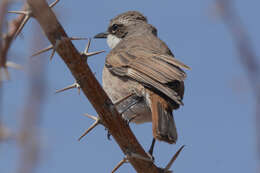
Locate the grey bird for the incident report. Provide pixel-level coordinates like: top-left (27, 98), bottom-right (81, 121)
top-left (94, 11), bottom-right (190, 155)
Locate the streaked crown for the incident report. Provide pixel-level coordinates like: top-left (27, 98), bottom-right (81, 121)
top-left (107, 11), bottom-right (148, 38)
top-left (110, 11), bottom-right (147, 26)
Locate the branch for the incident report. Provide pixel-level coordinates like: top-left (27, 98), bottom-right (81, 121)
top-left (0, 0), bottom-right (9, 134)
top-left (216, 0), bottom-right (260, 157)
top-left (0, 3), bottom-right (26, 80)
top-left (16, 24), bottom-right (47, 173)
top-left (26, 0), bottom-right (160, 172)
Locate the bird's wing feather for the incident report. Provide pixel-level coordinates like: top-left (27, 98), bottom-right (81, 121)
top-left (127, 68), bottom-right (183, 105)
top-left (106, 46), bottom-right (189, 105)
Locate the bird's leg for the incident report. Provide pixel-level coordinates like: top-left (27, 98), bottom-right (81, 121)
top-left (105, 127), bottom-right (111, 140)
top-left (148, 138), bottom-right (156, 160)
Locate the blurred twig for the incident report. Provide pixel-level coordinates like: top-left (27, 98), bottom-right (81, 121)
top-left (0, 0), bottom-right (9, 141)
top-left (216, 0), bottom-right (260, 155)
top-left (0, 3), bottom-right (27, 80)
top-left (0, 0), bottom-right (9, 50)
top-left (16, 23), bottom-right (47, 173)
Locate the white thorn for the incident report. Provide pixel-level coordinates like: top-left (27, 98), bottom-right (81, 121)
top-left (78, 115), bottom-right (100, 141)
top-left (164, 145), bottom-right (185, 171)
top-left (49, 0), bottom-right (60, 8)
top-left (85, 50), bottom-right (105, 57)
top-left (15, 14), bottom-right (30, 38)
top-left (31, 45), bottom-right (54, 57)
top-left (55, 82), bottom-right (80, 94)
top-left (83, 113), bottom-right (99, 121)
top-left (84, 38), bottom-right (91, 54)
top-left (111, 158), bottom-right (128, 173)
top-left (8, 10), bottom-right (29, 15)
top-left (68, 37), bottom-right (88, 41)
top-left (6, 61), bottom-right (23, 70)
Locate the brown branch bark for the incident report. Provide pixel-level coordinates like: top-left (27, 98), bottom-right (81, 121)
top-left (26, 0), bottom-right (160, 172)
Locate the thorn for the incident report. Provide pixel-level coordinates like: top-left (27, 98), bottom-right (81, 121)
top-left (14, 14), bottom-right (31, 38)
top-left (8, 0), bottom-right (59, 38)
top-left (31, 37), bottom-right (87, 59)
top-left (111, 158), bottom-right (128, 173)
top-left (6, 61), bottom-right (23, 70)
top-left (55, 82), bottom-right (80, 94)
top-left (31, 39), bottom-right (60, 60)
top-left (8, 10), bottom-right (29, 15)
top-left (85, 38), bottom-right (91, 54)
top-left (67, 37), bottom-right (88, 41)
top-left (50, 39), bottom-right (62, 61)
top-left (8, 7), bottom-right (33, 38)
top-left (49, 0), bottom-right (60, 8)
top-left (31, 45), bottom-right (53, 57)
top-left (83, 113), bottom-right (99, 121)
top-left (114, 93), bottom-right (135, 106)
top-left (78, 114), bottom-right (101, 141)
top-left (164, 145), bottom-right (185, 172)
top-left (83, 50), bottom-right (105, 57)
top-left (81, 38), bottom-right (105, 59)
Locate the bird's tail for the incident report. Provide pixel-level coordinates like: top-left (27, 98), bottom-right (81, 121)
top-left (148, 90), bottom-right (178, 144)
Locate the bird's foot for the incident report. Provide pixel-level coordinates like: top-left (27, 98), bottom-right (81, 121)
top-left (105, 128), bottom-right (112, 140)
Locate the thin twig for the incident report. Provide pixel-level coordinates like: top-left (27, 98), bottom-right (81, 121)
top-left (0, 4), bottom-right (27, 80)
top-left (0, 0), bottom-right (9, 132)
top-left (216, 0), bottom-right (260, 158)
top-left (16, 20), bottom-right (47, 173)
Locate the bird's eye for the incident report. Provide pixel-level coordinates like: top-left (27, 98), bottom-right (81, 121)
top-left (111, 24), bottom-right (119, 32)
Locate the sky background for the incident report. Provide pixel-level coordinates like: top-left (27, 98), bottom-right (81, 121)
top-left (1, 0), bottom-right (260, 172)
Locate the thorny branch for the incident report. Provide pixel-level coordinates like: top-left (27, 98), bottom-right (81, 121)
top-left (2, 0), bottom-right (184, 172)
top-left (24, 0), bottom-right (163, 172)
top-left (216, 0), bottom-right (260, 156)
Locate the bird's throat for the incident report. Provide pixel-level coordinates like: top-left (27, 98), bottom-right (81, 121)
top-left (107, 34), bottom-right (122, 49)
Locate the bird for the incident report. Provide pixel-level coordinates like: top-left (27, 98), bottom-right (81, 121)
top-left (94, 11), bottom-right (190, 156)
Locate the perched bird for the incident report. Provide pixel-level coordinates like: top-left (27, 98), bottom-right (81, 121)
top-left (95, 11), bottom-right (190, 155)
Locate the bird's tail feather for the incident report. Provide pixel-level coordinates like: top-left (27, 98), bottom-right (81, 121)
top-left (148, 90), bottom-right (177, 144)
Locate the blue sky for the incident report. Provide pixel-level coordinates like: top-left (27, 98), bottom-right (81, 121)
top-left (1, 0), bottom-right (260, 172)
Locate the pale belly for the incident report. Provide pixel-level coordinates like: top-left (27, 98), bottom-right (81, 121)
top-left (102, 67), bottom-right (152, 124)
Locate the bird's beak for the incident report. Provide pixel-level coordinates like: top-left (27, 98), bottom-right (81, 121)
top-left (94, 32), bottom-right (108, 39)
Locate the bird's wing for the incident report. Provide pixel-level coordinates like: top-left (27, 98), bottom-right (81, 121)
top-left (106, 47), bottom-right (190, 105)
